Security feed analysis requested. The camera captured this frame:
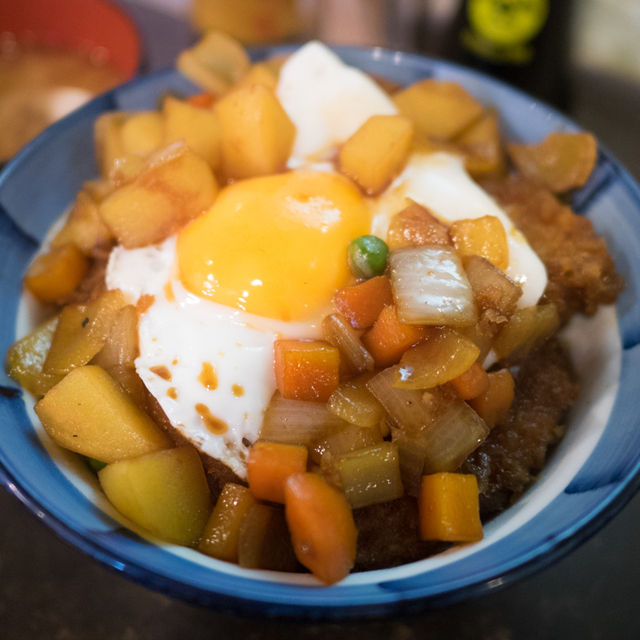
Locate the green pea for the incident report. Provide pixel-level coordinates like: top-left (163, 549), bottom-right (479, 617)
top-left (348, 235), bottom-right (389, 279)
top-left (87, 457), bottom-right (107, 473)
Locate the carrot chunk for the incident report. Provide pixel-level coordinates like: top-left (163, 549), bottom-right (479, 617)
top-left (284, 473), bottom-right (357, 585)
top-left (334, 275), bottom-right (394, 329)
top-left (468, 369), bottom-right (515, 429)
top-left (247, 442), bottom-right (308, 504)
top-left (361, 305), bottom-right (428, 368)
top-left (450, 361), bottom-right (490, 400)
top-left (274, 340), bottom-right (340, 402)
top-left (24, 244), bottom-right (89, 304)
top-left (187, 92), bottom-right (215, 109)
top-left (419, 472), bottom-right (483, 542)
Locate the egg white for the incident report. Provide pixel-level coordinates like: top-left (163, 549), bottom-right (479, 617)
top-left (106, 237), bottom-right (324, 479)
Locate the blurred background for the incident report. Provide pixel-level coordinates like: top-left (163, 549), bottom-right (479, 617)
top-left (2, 1), bottom-right (640, 638)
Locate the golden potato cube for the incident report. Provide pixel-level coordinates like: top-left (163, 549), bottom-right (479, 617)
top-left (456, 109), bottom-right (505, 178)
top-left (393, 79), bottom-right (484, 141)
top-left (43, 289), bottom-right (127, 373)
top-left (94, 112), bottom-right (127, 178)
top-left (339, 115), bottom-right (414, 195)
top-left (176, 30), bottom-right (250, 96)
top-left (236, 62), bottom-right (278, 92)
top-left (51, 190), bottom-right (114, 257)
top-left (450, 215), bottom-right (509, 272)
top-left (99, 447), bottom-right (211, 546)
top-left (120, 111), bottom-right (164, 156)
top-left (6, 315), bottom-right (65, 398)
top-left (507, 131), bottom-right (597, 193)
top-left (99, 147), bottom-right (218, 249)
top-left (163, 96), bottom-right (222, 169)
top-left (35, 365), bottom-right (172, 463)
top-left (24, 244), bottom-right (89, 304)
top-left (215, 84), bottom-right (295, 180)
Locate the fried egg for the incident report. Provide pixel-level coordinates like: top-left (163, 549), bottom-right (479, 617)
top-left (107, 42), bottom-right (548, 480)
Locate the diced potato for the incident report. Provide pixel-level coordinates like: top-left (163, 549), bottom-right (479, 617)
top-left (109, 153), bottom-right (147, 186)
top-left (361, 305), bottom-right (428, 368)
top-left (327, 371), bottom-right (385, 428)
top-left (94, 112), bottom-right (127, 178)
top-left (91, 304), bottom-right (139, 369)
top-left (236, 62), bottom-right (278, 91)
top-left (104, 364), bottom-right (152, 415)
top-left (6, 316), bottom-right (65, 397)
top-left (419, 472), bottom-right (483, 542)
top-left (198, 483), bottom-right (257, 562)
top-left (162, 96), bottom-right (222, 169)
top-left (99, 146), bottom-right (218, 249)
top-left (386, 200), bottom-right (451, 249)
top-left (215, 84), bottom-right (295, 180)
top-left (193, 1), bottom-right (300, 45)
top-left (462, 255), bottom-right (523, 335)
top-left (35, 365), bottom-right (172, 462)
top-left (493, 305), bottom-right (560, 362)
top-left (468, 369), bottom-right (515, 429)
top-left (450, 216), bottom-right (509, 272)
top-left (507, 132), bottom-right (597, 193)
top-left (43, 289), bottom-right (126, 373)
top-left (456, 109), bottom-right (505, 178)
top-left (333, 442), bottom-right (404, 509)
top-left (51, 190), bottom-right (114, 257)
top-left (24, 244), bottom-right (89, 304)
top-left (338, 115), bottom-right (414, 195)
top-left (393, 79), bottom-right (484, 141)
top-left (274, 340), bottom-right (340, 402)
top-left (99, 446), bottom-right (211, 546)
top-left (237, 503), bottom-right (299, 571)
top-left (176, 30), bottom-right (250, 95)
top-left (120, 112), bottom-right (164, 155)
top-left (394, 327), bottom-right (480, 389)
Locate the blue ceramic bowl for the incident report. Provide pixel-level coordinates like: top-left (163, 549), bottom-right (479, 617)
top-left (0, 46), bottom-right (639, 618)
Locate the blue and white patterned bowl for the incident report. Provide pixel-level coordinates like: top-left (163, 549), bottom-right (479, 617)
top-left (0, 46), bottom-right (639, 618)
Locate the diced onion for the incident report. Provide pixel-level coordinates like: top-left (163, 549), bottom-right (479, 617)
top-left (323, 313), bottom-right (374, 374)
top-left (260, 391), bottom-right (350, 445)
top-left (389, 245), bottom-right (477, 326)
top-left (327, 371), bottom-right (385, 428)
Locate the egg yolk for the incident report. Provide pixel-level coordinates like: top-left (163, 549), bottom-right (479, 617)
top-left (177, 171), bottom-right (370, 321)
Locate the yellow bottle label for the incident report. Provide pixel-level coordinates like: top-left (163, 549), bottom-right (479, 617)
top-left (463, 0), bottom-right (549, 65)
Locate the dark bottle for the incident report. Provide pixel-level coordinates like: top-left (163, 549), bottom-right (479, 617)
top-left (415, 0), bottom-right (574, 111)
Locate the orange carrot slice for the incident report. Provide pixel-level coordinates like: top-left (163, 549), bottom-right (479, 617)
top-left (247, 442), bottom-right (308, 504)
top-left (361, 305), bottom-right (427, 368)
top-left (468, 369), bottom-right (515, 429)
top-left (419, 472), bottom-right (483, 542)
top-left (450, 361), bottom-right (490, 400)
top-left (284, 473), bottom-right (357, 585)
top-left (274, 340), bottom-right (340, 402)
top-left (187, 93), bottom-right (215, 109)
top-left (334, 275), bottom-right (394, 329)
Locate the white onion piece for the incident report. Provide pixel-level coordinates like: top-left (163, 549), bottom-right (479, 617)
top-left (389, 245), bottom-right (477, 326)
top-left (323, 313), bottom-right (374, 373)
top-left (367, 367), bottom-right (489, 479)
top-left (260, 391), bottom-right (350, 445)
